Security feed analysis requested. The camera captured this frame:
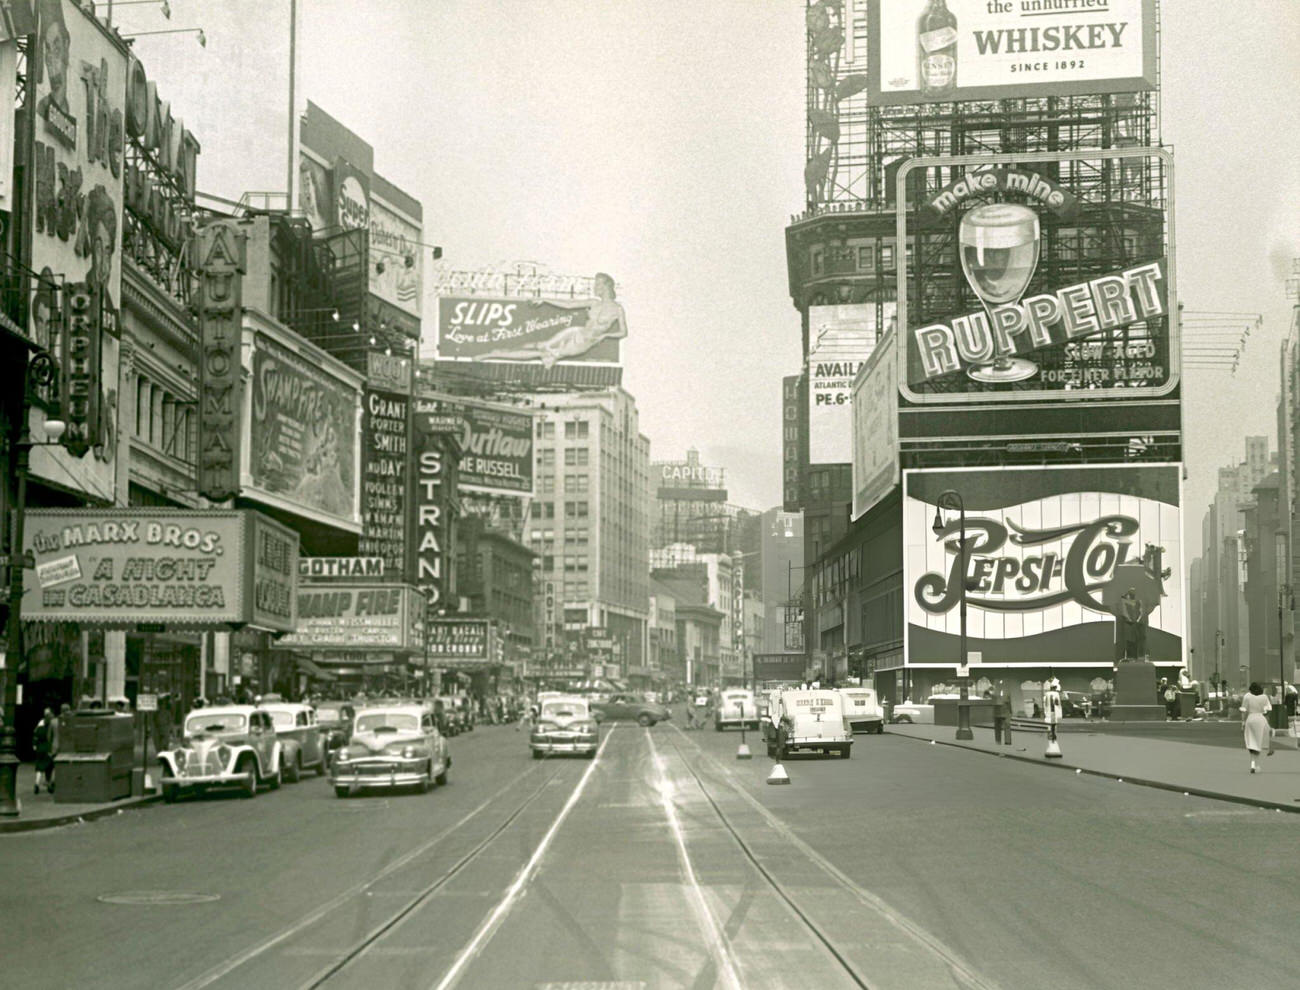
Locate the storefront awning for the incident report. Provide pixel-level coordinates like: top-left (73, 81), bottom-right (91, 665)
top-left (295, 656), bottom-right (338, 680)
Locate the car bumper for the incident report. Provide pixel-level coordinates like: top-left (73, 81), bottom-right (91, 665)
top-left (530, 736), bottom-right (598, 754)
top-left (785, 737), bottom-right (851, 749)
top-left (847, 718), bottom-right (883, 732)
top-left (332, 758), bottom-right (429, 788)
top-left (160, 772), bottom-right (252, 789)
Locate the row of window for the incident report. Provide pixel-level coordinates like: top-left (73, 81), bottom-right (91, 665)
top-left (534, 420), bottom-right (591, 440)
top-left (134, 376), bottom-right (193, 463)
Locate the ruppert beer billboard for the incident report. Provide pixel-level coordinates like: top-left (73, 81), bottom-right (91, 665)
top-left (868, 0), bottom-right (1156, 106)
top-left (903, 465), bottom-right (1182, 668)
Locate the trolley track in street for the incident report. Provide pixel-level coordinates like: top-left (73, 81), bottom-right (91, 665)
top-left (172, 759), bottom-right (567, 990)
top-left (665, 725), bottom-right (1001, 990)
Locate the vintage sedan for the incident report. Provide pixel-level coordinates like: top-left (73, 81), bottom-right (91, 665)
top-left (530, 695), bottom-right (599, 759)
top-left (314, 701), bottom-right (356, 769)
top-left (157, 706), bottom-right (283, 801)
top-left (591, 692), bottom-right (670, 727)
top-left (259, 702), bottom-right (329, 781)
top-left (714, 689), bottom-right (759, 731)
top-left (331, 704), bottom-right (450, 796)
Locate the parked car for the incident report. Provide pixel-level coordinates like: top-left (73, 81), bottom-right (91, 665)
top-left (530, 695), bottom-right (599, 759)
top-left (889, 694), bottom-right (962, 724)
top-left (714, 689), bottom-right (759, 731)
top-left (314, 701), bottom-right (356, 770)
top-left (1061, 691), bottom-right (1093, 718)
top-left (331, 704), bottom-right (449, 796)
top-left (838, 687), bottom-right (885, 734)
top-left (258, 702), bottom-right (328, 781)
top-left (591, 693), bottom-right (671, 727)
top-left (764, 689), bottom-right (852, 759)
top-left (157, 705), bottom-right (283, 802)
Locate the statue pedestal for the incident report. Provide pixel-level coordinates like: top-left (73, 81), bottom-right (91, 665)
top-left (1110, 661), bottom-right (1166, 722)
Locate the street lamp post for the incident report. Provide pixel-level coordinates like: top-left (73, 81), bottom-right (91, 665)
top-left (1277, 585), bottom-right (1294, 730)
top-left (932, 490), bottom-right (973, 741)
top-left (1, 352), bottom-right (66, 818)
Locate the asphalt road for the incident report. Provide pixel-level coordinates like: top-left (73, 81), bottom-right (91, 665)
top-left (3, 713), bottom-right (1298, 989)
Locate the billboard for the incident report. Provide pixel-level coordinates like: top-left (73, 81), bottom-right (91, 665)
top-left (436, 277), bottom-right (625, 369)
top-left (869, 0), bottom-right (1156, 106)
top-left (903, 465), bottom-right (1182, 668)
top-left (415, 393), bottom-right (534, 497)
top-left (369, 196), bottom-right (422, 319)
top-left (23, 509), bottom-right (298, 632)
top-left (247, 334), bottom-right (361, 530)
top-left (27, 0), bottom-right (126, 502)
top-left (808, 304), bottom-right (890, 465)
top-left (359, 387), bottom-right (410, 579)
top-left (852, 331), bottom-right (899, 521)
top-left (196, 221), bottom-right (246, 501)
top-left (412, 429), bottom-right (458, 609)
top-left (279, 584), bottom-right (423, 651)
top-left (897, 149), bottom-right (1175, 407)
top-left (426, 619), bottom-right (491, 665)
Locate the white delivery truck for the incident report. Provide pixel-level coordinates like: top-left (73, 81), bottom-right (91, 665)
top-left (765, 689), bottom-right (852, 760)
top-left (838, 686), bottom-right (885, 735)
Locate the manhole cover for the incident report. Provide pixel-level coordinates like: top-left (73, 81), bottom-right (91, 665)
top-left (98, 891), bottom-right (220, 905)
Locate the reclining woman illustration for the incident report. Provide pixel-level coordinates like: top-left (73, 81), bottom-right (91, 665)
top-left (478, 272), bottom-right (626, 368)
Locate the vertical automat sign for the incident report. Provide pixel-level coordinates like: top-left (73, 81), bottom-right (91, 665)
top-left (60, 281), bottom-right (101, 457)
top-left (196, 220), bottom-right (246, 501)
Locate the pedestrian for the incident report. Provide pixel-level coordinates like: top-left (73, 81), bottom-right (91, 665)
top-left (1241, 681), bottom-right (1273, 773)
top-left (1286, 683), bottom-right (1297, 719)
top-left (992, 680), bottom-right (1012, 745)
top-left (33, 707), bottom-right (57, 794)
top-left (1161, 680), bottom-right (1178, 720)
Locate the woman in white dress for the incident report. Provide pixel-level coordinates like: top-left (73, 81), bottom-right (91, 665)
top-left (1240, 681), bottom-right (1272, 773)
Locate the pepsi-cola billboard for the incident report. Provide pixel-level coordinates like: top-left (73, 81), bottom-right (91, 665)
top-left (903, 464), bottom-right (1182, 668)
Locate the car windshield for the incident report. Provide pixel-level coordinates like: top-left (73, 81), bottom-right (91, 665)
top-left (315, 706), bottom-right (342, 723)
top-left (186, 713), bottom-right (245, 734)
top-left (266, 710), bottom-right (296, 728)
top-left (354, 712), bottom-right (420, 733)
top-left (542, 701), bottom-right (587, 719)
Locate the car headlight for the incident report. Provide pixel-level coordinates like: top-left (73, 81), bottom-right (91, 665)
top-left (336, 747), bottom-right (351, 763)
top-left (216, 745), bottom-right (231, 766)
top-left (402, 745), bottom-right (418, 758)
top-left (174, 750), bottom-right (187, 767)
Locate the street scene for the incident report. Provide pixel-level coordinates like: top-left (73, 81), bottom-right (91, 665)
top-left (1, 1), bottom-right (1298, 988)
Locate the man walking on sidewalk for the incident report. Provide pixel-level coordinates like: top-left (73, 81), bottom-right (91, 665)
top-left (993, 681), bottom-right (1013, 745)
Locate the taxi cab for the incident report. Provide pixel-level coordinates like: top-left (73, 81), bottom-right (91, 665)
top-left (530, 694), bottom-right (599, 759)
top-left (714, 688), bottom-right (759, 731)
top-left (764, 689), bottom-right (852, 759)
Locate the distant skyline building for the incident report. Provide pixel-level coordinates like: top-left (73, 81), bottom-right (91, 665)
top-left (524, 388), bottom-right (651, 669)
top-left (759, 509), bottom-right (804, 655)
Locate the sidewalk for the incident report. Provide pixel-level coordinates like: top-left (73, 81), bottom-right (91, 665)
top-left (887, 721), bottom-right (1300, 813)
top-left (0, 739), bottom-right (162, 835)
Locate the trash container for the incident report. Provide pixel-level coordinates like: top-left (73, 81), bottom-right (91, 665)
top-left (53, 753), bottom-right (118, 803)
top-left (62, 710), bottom-right (134, 801)
top-left (1176, 691), bottom-right (1197, 720)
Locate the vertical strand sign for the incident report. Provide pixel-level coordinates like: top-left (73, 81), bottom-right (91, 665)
top-left (196, 220), bottom-right (246, 501)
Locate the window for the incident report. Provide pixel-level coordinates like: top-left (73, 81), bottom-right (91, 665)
top-left (538, 421), bottom-right (555, 439)
top-left (880, 243), bottom-right (895, 269)
top-left (811, 248), bottom-right (823, 275)
top-left (540, 449), bottom-right (556, 467)
top-left (858, 245), bottom-right (874, 270)
top-left (540, 476), bottom-right (554, 494)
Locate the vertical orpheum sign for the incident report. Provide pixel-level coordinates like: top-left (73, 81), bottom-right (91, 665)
top-left (60, 282), bottom-right (100, 457)
top-left (196, 221), bottom-right (246, 501)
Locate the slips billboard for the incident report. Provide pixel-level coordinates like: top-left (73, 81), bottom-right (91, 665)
top-left (903, 464), bottom-right (1182, 668)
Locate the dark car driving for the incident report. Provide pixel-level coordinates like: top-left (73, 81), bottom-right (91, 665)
top-left (590, 693), bottom-right (671, 727)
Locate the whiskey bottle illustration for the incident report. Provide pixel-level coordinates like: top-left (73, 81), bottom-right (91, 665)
top-left (918, 0), bottom-right (958, 97)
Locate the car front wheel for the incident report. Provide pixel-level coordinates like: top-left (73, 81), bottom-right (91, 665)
top-left (285, 755), bottom-right (302, 784)
top-left (637, 713), bottom-right (654, 727)
top-left (238, 757), bottom-right (258, 798)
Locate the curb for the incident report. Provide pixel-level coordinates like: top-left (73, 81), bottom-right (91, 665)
top-left (0, 794), bottom-right (161, 834)
top-left (887, 730), bottom-right (1300, 815)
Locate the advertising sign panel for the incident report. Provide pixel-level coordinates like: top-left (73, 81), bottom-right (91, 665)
top-left (279, 584), bottom-right (422, 650)
top-left (298, 557), bottom-right (384, 580)
top-left (28, 0), bottom-right (126, 502)
top-left (298, 152), bottom-right (331, 233)
top-left (248, 334), bottom-right (360, 529)
top-left (868, 0), bottom-right (1156, 106)
top-left (782, 375), bottom-right (802, 512)
top-left (753, 654), bottom-right (806, 684)
top-left (415, 393), bottom-right (534, 497)
top-left (360, 388), bottom-right (409, 578)
top-left (23, 509), bottom-right (298, 632)
top-left (369, 196), bottom-right (422, 319)
top-left (852, 332), bottom-right (899, 521)
top-left (426, 619), bottom-right (491, 664)
top-left (333, 156), bottom-right (370, 232)
top-left (808, 304), bottom-right (890, 464)
top-left (196, 220), bottom-right (246, 501)
top-left (436, 280), bottom-right (625, 368)
top-left (897, 149), bottom-right (1175, 407)
top-left (412, 429), bottom-right (457, 609)
top-left (903, 465), bottom-right (1182, 667)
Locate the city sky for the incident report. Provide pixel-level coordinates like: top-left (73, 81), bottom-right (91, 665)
top-left (115, 0), bottom-right (1300, 552)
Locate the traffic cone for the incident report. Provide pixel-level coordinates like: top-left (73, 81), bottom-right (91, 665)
top-left (766, 762), bottom-right (790, 785)
top-left (1045, 730), bottom-right (1062, 759)
top-left (736, 742), bottom-right (752, 760)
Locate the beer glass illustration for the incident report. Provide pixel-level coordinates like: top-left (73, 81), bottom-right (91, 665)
top-left (959, 203), bottom-right (1041, 383)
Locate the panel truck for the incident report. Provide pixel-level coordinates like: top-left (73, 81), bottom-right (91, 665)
top-left (764, 689), bottom-right (853, 760)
